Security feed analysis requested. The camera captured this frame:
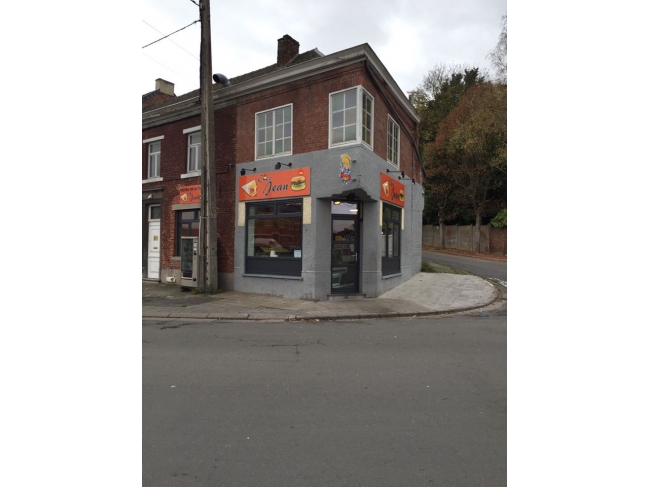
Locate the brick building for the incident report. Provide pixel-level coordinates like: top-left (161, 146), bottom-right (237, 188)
top-left (142, 35), bottom-right (424, 300)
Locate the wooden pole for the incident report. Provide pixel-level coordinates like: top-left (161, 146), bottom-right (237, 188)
top-left (199, 0), bottom-right (218, 290)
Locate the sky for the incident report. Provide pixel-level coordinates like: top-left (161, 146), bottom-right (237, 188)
top-left (141, 0), bottom-right (507, 98)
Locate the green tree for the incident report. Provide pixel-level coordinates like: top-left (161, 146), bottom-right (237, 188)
top-left (434, 83), bottom-right (507, 248)
top-left (412, 65), bottom-right (487, 151)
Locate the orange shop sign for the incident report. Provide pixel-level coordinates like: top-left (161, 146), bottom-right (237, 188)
top-left (178, 185), bottom-right (201, 204)
top-left (380, 173), bottom-right (405, 207)
top-left (239, 168), bottom-right (310, 201)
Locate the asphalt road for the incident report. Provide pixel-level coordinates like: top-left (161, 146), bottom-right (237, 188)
top-left (143, 311), bottom-right (506, 486)
top-left (422, 250), bottom-right (507, 283)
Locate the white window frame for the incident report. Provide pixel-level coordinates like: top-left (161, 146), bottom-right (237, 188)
top-left (181, 126), bottom-right (202, 177)
top-left (387, 115), bottom-right (400, 168)
top-left (255, 104), bottom-right (293, 161)
top-left (142, 136), bottom-right (164, 182)
top-left (328, 86), bottom-right (374, 150)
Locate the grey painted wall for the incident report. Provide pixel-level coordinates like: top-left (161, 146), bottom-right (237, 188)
top-left (233, 145), bottom-right (424, 300)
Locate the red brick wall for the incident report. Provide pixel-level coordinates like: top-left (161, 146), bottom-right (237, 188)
top-left (142, 92), bottom-right (174, 108)
top-left (233, 62), bottom-right (420, 183)
top-left (143, 60), bottom-right (421, 280)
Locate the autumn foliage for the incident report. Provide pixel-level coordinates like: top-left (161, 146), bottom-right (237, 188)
top-left (424, 82), bottom-right (507, 228)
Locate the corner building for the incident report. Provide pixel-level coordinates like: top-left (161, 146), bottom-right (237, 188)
top-left (142, 35), bottom-right (424, 300)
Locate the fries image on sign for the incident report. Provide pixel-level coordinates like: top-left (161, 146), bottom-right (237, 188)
top-left (242, 180), bottom-right (257, 197)
top-left (382, 181), bottom-right (390, 197)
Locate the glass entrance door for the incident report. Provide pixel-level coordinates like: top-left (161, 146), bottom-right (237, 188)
top-left (331, 202), bottom-right (360, 293)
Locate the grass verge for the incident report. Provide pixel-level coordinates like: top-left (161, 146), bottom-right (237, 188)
top-left (421, 260), bottom-right (469, 275)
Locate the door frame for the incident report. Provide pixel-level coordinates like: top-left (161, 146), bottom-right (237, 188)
top-left (331, 210), bottom-right (361, 294)
top-left (147, 204), bottom-right (161, 279)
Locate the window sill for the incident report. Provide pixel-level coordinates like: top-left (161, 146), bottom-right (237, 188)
top-left (328, 140), bottom-right (374, 151)
top-left (181, 171), bottom-right (201, 179)
top-left (143, 177), bottom-right (163, 184)
top-left (386, 160), bottom-right (399, 169)
top-left (255, 152), bottom-right (292, 162)
top-left (381, 272), bottom-right (402, 280)
top-left (243, 273), bottom-right (303, 280)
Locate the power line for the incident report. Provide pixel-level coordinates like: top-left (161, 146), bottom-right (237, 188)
top-left (142, 51), bottom-right (197, 86)
top-left (142, 19), bottom-right (200, 49)
top-left (142, 20), bottom-right (199, 61)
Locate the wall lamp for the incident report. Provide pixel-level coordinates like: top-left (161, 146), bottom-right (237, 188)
top-left (240, 167), bottom-right (256, 176)
top-left (386, 168), bottom-right (415, 183)
top-left (275, 162), bottom-right (292, 170)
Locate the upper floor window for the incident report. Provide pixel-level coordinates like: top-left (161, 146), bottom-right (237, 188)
top-left (387, 116), bottom-right (400, 167)
top-left (148, 141), bottom-right (161, 178)
top-left (187, 131), bottom-right (201, 173)
top-left (142, 135), bottom-right (165, 184)
top-left (256, 105), bottom-right (292, 160)
top-left (329, 87), bottom-right (374, 149)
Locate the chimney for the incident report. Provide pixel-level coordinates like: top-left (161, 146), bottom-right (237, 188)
top-left (155, 78), bottom-right (175, 96)
top-left (277, 35), bottom-right (299, 68)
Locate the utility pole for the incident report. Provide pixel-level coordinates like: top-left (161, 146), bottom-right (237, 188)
top-left (198, 0), bottom-right (218, 290)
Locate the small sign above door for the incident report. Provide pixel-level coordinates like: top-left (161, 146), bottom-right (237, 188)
top-left (179, 185), bottom-right (201, 204)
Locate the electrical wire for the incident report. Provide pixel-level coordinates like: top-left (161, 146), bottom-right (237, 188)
top-left (142, 19), bottom-right (200, 49)
top-left (142, 51), bottom-right (197, 86)
top-left (142, 20), bottom-right (199, 61)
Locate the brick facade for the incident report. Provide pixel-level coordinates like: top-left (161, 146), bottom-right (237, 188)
top-left (143, 39), bottom-right (423, 295)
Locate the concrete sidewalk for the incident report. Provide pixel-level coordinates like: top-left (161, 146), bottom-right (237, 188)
top-left (142, 272), bottom-right (500, 321)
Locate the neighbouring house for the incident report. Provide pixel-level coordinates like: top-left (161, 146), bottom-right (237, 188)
top-left (142, 34), bottom-right (424, 300)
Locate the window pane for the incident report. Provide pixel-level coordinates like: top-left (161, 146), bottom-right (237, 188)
top-left (344, 124), bottom-right (356, 141)
top-left (332, 93), bottom-right (343, 112)
top-left (190, 133), bottom-right (201, 145)
top-left (275, 108), bottom-right (283, 121)
top-left (248, 215), bottom-right (302, 257)
top-left (392, 209), bottom-right (400, 220)
top-left (266, 112), bottom-right (273, 126)
top-left (150, 206), bottom-right (161, 219)
top-left (344, 107), bottom-right (356, 125)
top-left (258, 129), bottom-right (266, 143)
top-left (258, 143), bottom-right (266, 157)
top-left (265, 141), bottom-right (272, 154)
top-left (332, 111), bottom-right (343, 128)
top-left (345, 90), bottom-right (356, 108)
top-left (180, 211), bottom-right (196, 220)
top-left (149, 141), bottom-right (160, 153)
top-left (278, 201), bottom-right (302, 214)
top-left (265, 127), bottom-right (273, 142)
top-left (332, 127), bottom-right (343, 144)
top-left (275, 139), bottom-right (283, 154)
top-left (286, 137), bottom-right (292, 152)
top-left (284, 107), bottom-right (291, 122)
top-left (248, 204), bottom-right (274, 216)
top-left (257, 113), bottom-right (266, 129)
top-left (392, 222), bottom-right (399, 257)
top-left (284, 123), bottom-right (291, 137)
top-left (189, 147), bottom-right (196, 169)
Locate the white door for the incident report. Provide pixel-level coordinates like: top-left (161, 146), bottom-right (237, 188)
top-left (147, 206), bottom-right (161, 279)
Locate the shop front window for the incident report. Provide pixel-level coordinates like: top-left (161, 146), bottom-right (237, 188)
top-left (176, 209), bottom-right (200, 256)
top-left (381, 203), bottom-right (401, 276)
top-left (245, 199), bottom-right (302, 276)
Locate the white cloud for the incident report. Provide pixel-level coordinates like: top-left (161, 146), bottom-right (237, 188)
top-left (141, 0), bottom-right (506, 97)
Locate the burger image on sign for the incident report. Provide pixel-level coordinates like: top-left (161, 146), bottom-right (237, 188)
top-left (291, 172), bottom-right (306, 191)
top-left (399, 189), bottom-right (404, 202)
